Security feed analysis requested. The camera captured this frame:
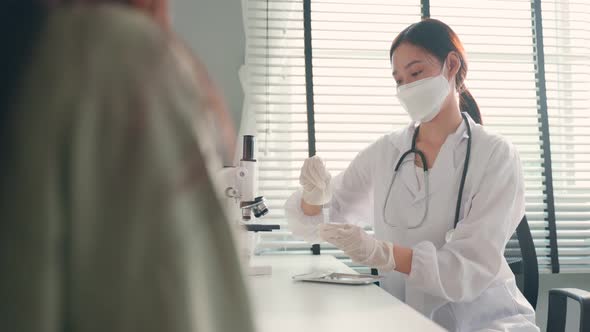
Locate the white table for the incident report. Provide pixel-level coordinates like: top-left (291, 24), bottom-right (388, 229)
top-left (249, 255), bottom-right (446, 332)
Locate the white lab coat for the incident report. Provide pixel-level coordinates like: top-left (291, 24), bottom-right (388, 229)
top-left (285, 114), bottom-right (539, 332)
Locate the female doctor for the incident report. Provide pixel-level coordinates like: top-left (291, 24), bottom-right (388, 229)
top-left (284, 19), bottom-right (539, 332)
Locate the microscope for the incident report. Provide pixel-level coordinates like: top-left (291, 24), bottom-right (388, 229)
top-left (219, 135), bottom-right (279, 275)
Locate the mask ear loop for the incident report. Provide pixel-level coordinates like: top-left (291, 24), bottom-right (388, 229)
top-left (442, 55), bottom-right (461, 94)
top-left (441, 57), bottom-right (451, 82)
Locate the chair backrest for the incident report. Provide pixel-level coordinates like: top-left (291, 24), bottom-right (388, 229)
top-left (507, 215), bottom-right (539, 309)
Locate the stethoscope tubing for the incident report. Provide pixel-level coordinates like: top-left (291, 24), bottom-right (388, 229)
top-left (382, 112), bottom-right (472, 231)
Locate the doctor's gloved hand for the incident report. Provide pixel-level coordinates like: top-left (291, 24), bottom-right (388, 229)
top-left (299, 156), bottom-right (332, 205)
top-left (319, 224), bottom-right (396, 272)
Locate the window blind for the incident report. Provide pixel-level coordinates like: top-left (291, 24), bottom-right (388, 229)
top-left (310, 0), bottom-right (422, 270)
top-left (244, 0), bottom-right (314, 254)
top-left (541, 0), bottom-right (590, 273)
top-left (429, 0), bottom-right (552, 271)
top-left (246, 0), bottom-right (420, 264)
top-left (244, 0), bottom-right (589, 273)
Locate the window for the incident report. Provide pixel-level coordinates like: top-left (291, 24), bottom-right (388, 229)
top-left (430, 0), bottom-right (550, 270)
top-left (542, 0), bottom-right (590, 273)
top-left (243, 0), bottom-right (590, 273)
top-left (244, 0), bottom-right (310, 253)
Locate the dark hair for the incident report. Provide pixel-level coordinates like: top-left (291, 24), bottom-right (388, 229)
top-left (0, 0), bottom-right (46, 139)
top-left (389, 18), bottom-right (482, 125)
top-left (1, 2), bottom-right (48, 154)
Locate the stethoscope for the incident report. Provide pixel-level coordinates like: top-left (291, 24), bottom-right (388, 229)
top-left (382, 112), bottom-right (472, 237)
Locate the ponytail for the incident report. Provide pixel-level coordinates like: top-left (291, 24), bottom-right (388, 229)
top-left (459, 88), bottom-right (482, 125)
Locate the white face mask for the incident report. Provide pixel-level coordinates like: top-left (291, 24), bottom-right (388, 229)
top-left (395, 63), bottom-right (451, 123)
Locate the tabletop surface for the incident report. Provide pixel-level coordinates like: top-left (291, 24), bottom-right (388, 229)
top-left (248, 255), bottom-right (446, 332)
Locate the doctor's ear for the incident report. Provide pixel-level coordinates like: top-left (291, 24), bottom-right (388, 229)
top-left (445, 52), bottom-right (461, 81)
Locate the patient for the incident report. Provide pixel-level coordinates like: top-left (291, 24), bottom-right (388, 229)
top-left (0, 2), bottom-right (254, 332)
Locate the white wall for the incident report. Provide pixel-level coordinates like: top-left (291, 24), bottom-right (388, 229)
top-left (536, 273), bottom-right (590, 332)
top-left (171, 0), bottom-right (246, 129)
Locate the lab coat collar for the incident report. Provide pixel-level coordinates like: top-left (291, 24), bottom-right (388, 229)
top-left (409, 142), bottom-right (460, 204)
top-left (449, 113), bottom-right (474, 148)
top-left (387, 113), bottom-right (474, 204)
top-left (387, 122), bottom-right (416, 152)
top-left (387, 112), bottom-right (474, 151)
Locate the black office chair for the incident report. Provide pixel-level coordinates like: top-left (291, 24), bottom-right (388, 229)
top-left (506, 215), bottom-right (539, 308)
top-left (508, 216), bottom-right (590, 332)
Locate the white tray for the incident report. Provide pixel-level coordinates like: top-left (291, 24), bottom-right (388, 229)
top-left (292, 271), bottom-right (383, 285)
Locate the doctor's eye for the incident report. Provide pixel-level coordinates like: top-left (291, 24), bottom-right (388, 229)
top-left (411, 70), bottom-right (423, 77)
top-left (395, 79), bottom-right (402, 85)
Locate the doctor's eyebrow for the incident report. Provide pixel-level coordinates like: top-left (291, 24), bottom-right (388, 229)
top-left (392, 60), bottom-right (423, 76)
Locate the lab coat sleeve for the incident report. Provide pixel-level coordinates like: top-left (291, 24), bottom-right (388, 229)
top-left (406, 138), bottom-right (525, 303)
top-left (284, 137), bottom-right (382, 242)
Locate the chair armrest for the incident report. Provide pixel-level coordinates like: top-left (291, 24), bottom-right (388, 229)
top-left (547, 288), bottom-right (590, 332)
